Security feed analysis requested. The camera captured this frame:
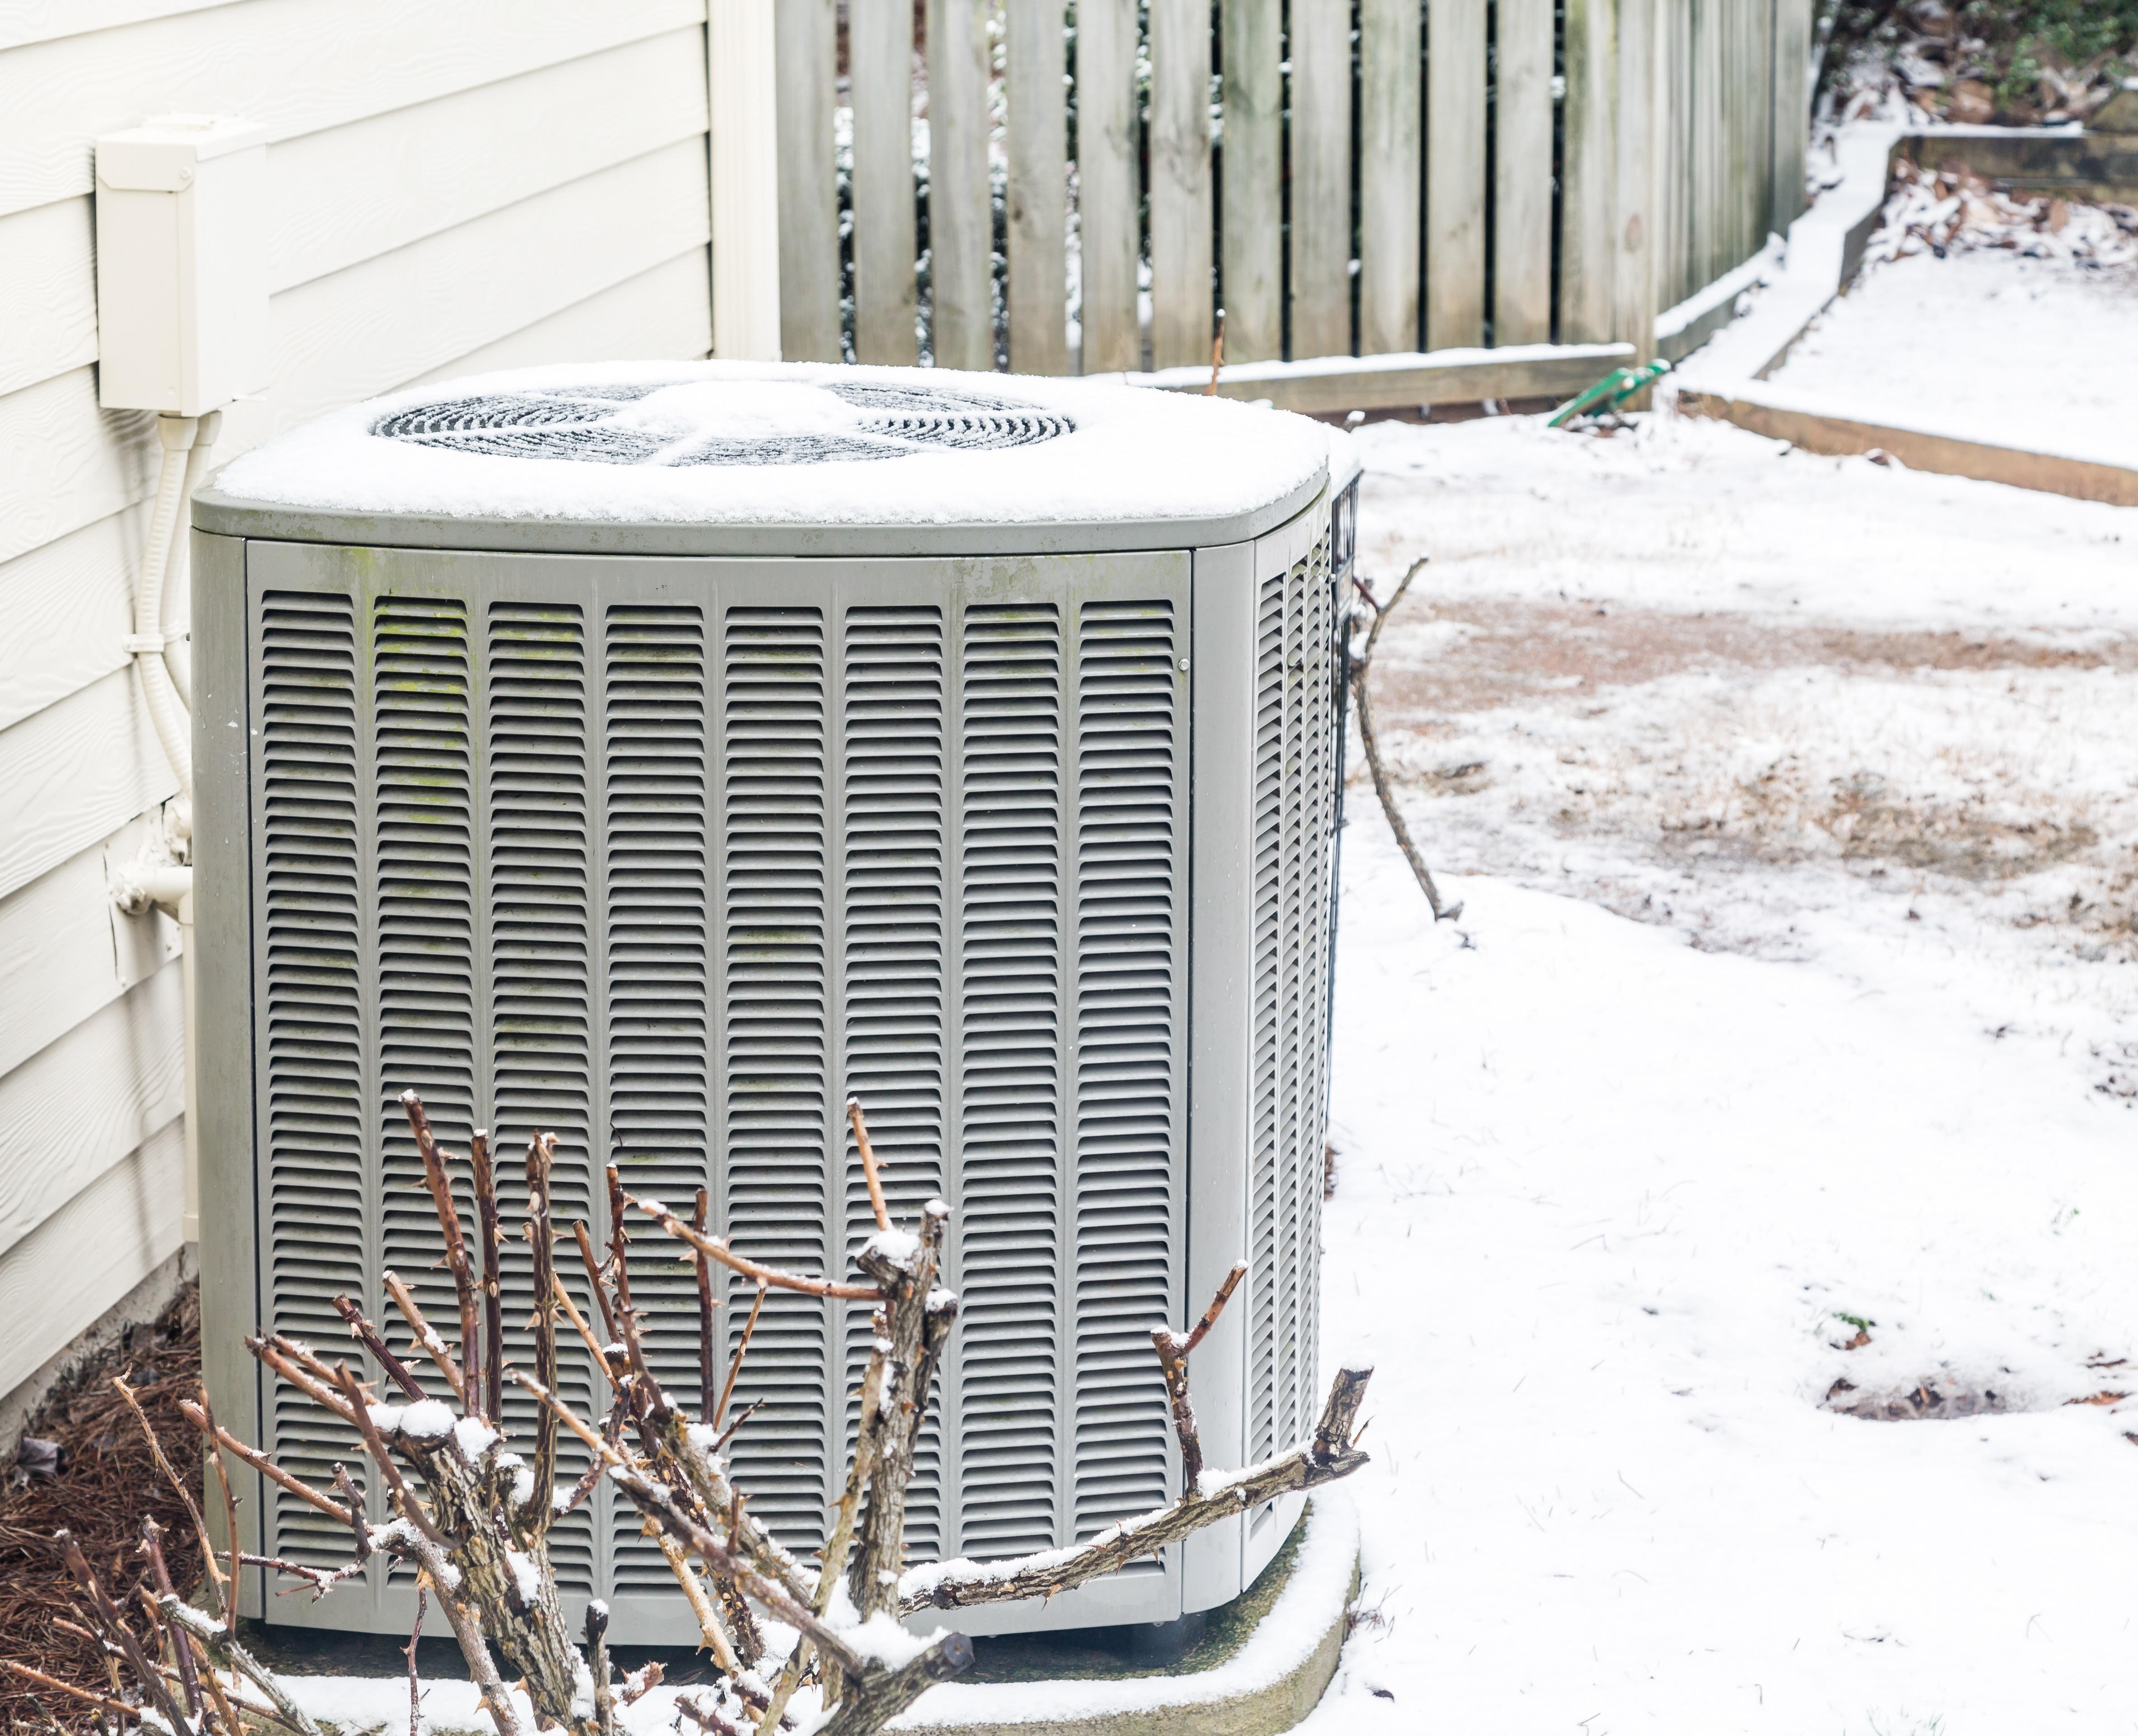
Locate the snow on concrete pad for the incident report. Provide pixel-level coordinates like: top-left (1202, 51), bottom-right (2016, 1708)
top-left (1302, 840), bottom-right (2138, 1732)
top-left (277, 1498), bottom-right (1360, 1736)
top-left (889, 1495), bottom-right (1358, 1734)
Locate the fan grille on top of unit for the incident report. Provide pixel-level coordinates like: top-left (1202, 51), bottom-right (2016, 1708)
top-left (370, 380), bottom-right (1073, 465)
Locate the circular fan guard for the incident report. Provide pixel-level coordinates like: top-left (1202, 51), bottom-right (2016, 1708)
top-left (371, 380), bottom-right (1073, 465)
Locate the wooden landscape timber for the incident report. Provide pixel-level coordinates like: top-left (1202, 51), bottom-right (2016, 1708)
top-left (1130, 342), bottom-right (1638, 416)
top-left (1678, 385), bottom-right (2138, 509)
top-left (4, 1089), bottom-right (1373, 1736)
top-left (1897, 127), bottom-right (2138, 206)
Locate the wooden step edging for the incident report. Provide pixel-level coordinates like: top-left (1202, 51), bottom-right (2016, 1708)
top-left (1679, 384), bottom-right (2138, 509)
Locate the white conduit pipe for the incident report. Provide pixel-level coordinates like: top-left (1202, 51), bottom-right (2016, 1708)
top-left (118, 408), bottom-right (220, 1246)
top-left (129, 414), bottom-right (201, 803)
top-left (161, 407), bottom-right (220, 713)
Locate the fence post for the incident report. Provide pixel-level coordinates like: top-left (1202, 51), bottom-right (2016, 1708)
top-left (852, 0), bottom-right (919, 365)
top-left (774, 0), bottom-right (840, 363)
top-left (709, 0), bottom-right (782, 361)
top-left (1007, 0), bottom-right (1070, 374)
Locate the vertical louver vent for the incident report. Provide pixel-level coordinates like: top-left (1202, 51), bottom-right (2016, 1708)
top-left (250, 564), bottom-right (1194, 1627)
top-left (256, 593), bottom-right (362, 1568)
top-left (1248, 524), bottom-right (1339, 1525)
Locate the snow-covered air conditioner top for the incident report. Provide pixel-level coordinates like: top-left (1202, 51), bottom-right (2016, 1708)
top-left (207, 362), bottom-right (1332, 555)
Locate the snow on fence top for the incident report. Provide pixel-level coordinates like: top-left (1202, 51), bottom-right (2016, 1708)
top-left (213, 361), bottom-right (1332, 530)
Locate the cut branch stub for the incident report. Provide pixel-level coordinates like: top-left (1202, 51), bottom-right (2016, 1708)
top-left (400, 1090), bottom-right (486, 1416)
top-left (469, 1128), bottom-right (506, 1425)
top-left (524, 1132), bottom-right (562, 1531)
top-left (848, 1201), bottom-right (950, 1624)
top-left (333, 1294), bottom-right (429, 1401)
top-left (1151, 1259), bottom-right (1249, 1489)
top-left (573, 1218), bottom-right (620, 1346)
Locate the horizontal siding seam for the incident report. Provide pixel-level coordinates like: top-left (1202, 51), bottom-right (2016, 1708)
top-left (388, 242), bottom-right (715, 398)
top-left (0, 0), bottom-right (248, 57)
top-left (266, 26), bottom-right (712, 295)
top-left (0, 1119), bottom-right (184, 1399)
top-left (0, 0), bottom-right (711, 220)
top-left (304, 133), bottom-right (711, 302)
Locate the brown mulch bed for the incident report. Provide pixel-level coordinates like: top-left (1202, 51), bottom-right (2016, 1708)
top-left (0, 1282), bottom-right (206, 1731)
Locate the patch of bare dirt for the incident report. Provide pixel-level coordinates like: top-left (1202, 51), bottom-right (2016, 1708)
top-left (1375, 600), bottom-right (2138, 721)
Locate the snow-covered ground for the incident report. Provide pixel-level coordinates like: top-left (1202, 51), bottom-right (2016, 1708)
top-left (1305, 410), bottom-right (2138, 1733)
top-left (1767, 248), bottom-right (2138, 465)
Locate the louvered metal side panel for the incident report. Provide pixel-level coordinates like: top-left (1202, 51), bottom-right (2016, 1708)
top-left (1295, 533), bottom-right (1336, 1450)
top-left (1246, 513), bottom-right (1339, 1528)
top-left (372, 599), bottom-right (478, 1587)
top-left (607, 603), bottom-right (715, 1586)
top-left (1247, 573), bottom-right (1284, 1469)
top-left (485, 601), bottom-right (598, 1593)
top-left (253, 593), bottom-right (364, 1567)
top-left (1070, 599), bottom-right (1180, 1548)
top-left (247, 548), bottom-right (1189, 1633)
top-left (840, 605), bottom-right (949, 1561)
top-left (718, 605), bottom-right (836, 1553)
top-left (953, 604), bottom-right (1065, 1560)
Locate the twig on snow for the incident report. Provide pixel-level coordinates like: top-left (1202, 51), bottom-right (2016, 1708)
top-left (1352, 557), bottom-right (1464, 922)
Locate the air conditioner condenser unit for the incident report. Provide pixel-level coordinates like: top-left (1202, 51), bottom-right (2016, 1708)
top-left (192, 363), bottom-right (1357, 1641)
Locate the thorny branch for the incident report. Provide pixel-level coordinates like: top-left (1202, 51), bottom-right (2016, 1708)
top-left (54, 1088), bottom-right (1373, 1736)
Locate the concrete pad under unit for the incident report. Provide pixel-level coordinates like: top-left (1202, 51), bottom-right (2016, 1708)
top-left (272, 1495), bottom-right (1363, 1736)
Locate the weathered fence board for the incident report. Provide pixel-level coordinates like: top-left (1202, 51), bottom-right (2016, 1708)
top-left (1425, 0), bottom-right (1488, 350)
top-left (769, 0), bottom-right (1804, 396)
top-left (1358, 0), bottom-right (1422, 358)
top-left (1006, 0), bottom-right (1068, 375)
top-left (1562, 0), bottom-right (1618, 346)
top-left (1290, 0), bottom-right (1352, 360)
top-left (1494, 0), bottom-right (1556, 346)
top-left (1772, 0), bottom-right (1812, 236)
top-left (851, 0), bottom-right (918, 365)
top-left (1077, 0), bottom-right (1139, 373)
top-left (1614, 0), bottom-right (1660, 366)
top-left (1219, 0), bottom-right (1282, 364)
top-left (774, 0), bottom-right (838, 363)
top-left (927, 0), bottom-right (993, 372)
top-left (1148, 0), bottom-right (1213, 370)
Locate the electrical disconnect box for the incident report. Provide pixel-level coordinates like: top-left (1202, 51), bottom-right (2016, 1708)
top-left (95, 114), bottom-right (270, 416)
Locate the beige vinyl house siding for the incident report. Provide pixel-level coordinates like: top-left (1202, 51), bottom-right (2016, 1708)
top-left (0, 0), bottom-right (718, 1411)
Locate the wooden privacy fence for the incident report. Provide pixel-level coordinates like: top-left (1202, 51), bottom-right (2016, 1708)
top-left (766, 0), bottom-right (1810, 402)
